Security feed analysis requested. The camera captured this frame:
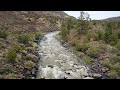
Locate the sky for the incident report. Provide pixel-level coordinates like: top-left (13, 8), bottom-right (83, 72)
top-left (64, 11), bottom-right (120, 20)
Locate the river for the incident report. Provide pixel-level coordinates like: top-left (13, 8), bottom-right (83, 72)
top-left (37, 31), bottom-right (93, 79)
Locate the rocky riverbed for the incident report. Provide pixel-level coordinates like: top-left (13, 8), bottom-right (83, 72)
top-left (37, 31), bottom-right (96, 79)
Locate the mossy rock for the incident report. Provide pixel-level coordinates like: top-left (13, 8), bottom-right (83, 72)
top-left (24, 61), bottom-right (35, 70)
top-left (26, 53), bottom-right (38, 60)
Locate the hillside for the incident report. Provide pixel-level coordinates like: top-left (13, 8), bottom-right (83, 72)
top-left (60, 13), bottom-right (120, 79)
top-left (0, 11), bottom-right (69, 33)
top-left (102, 16), bottom-right (120, 21)
top-left (0, 11), bottom-right (69, 79)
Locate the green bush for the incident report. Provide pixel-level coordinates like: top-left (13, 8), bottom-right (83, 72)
top-left (83, 56), bottom-right (92, 63)
top-left (2, 65), bottom-right (14, 73)
top-left (83, 37), bottom-right (90, 43)
top-left (107, 70), bottom-right (118, 79)
top-left (103, 23), bottom-right (113, 43)
top-left (4, 73), bottom-right (18, 79)
top-left (86, 32), bottom-right (97, 41)
top-left (0, 30), bottom-right (8, 39)
top-left (115, 41), bottom-right (120, 51)
top-left (34, 31), bottom-right (42, 40)
top-left (86, 46), bottom-right (105, 58)
top-left (69, 38), bottom-right (77, 46)
top-left (110, 55), bottom-right (120, 63)
top-left (101, 58), bottom-right (113, 68)
top-left (111, 62), bottom-right (120, 71)
top-left (7, 49), bottom-right (17, 63)
top-left (96, 31), bottom-right (104, 41)
top-left (110, 41), bottom-right (116, 46)
top-left (24, 61), bottom-right (35, 70)
top-left (109, 47), bottom-right (120, 56)
top-left (76, 43), bottom-right (89, 52)
top-left (18, 33), bottom-right (31, 44)
top-left (13, 44), bottom-right (23, 53)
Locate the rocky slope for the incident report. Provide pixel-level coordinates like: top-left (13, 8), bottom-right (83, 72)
top-left (0, 11), bottom-right (69, 32)
top-left (0, 11), bottom-right (69, 79)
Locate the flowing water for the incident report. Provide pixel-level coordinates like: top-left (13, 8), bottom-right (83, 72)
top-left (37, 31), bottom-right (93, 79)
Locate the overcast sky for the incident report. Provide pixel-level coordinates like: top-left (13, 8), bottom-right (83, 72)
top-left (64, 11), bottom-right (120, 20)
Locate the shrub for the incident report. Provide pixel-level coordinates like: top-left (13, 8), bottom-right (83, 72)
top-left (86, 45), bottom-right (105, 58)
top-left (109, 47), bottom-right (120, 56)
top-left (69, 38), bottom-right (77, 46)
top-left (60, 22), bottom-right (68, 40)
top-left (110, 41), bottom-right (116, 46)
top-left (86, 32), bottom-right (97, 41)
top-left (2, 65), bottom-right (14, 73)
top-left (0, 30), bottom-right (8, 39)
top-left (110, 55), bottom-right (120, 63)
top-left (0, 74), bottom-right (3, 79)
top-left (101, 58), bottom-right (113, 68)
top-left (83, 37), bottom-right (90, 43)
top-left (34, 31), bottom-right (42, 40)
top-left (76, 43), bottom-right (89, 52)
top-left (111, 62), bottom-right (120, 71)
top-left (13, 44), bottom-right (23, 53)
top-left (18, 33), bottom-right (31, 44)
top-left (7, 49), bottom-right (17, 63)
top-left (107, 70), bottom-right (118, 79)
top-left (115, 41), bottom-right (120, 51)
top-left (103, 23), bottom-right (113, 43)
top-left (96, 31), bottom-right (104, 41)
top-left (24, 61), bottom-right (35, 70)
top-left (83, 56), bottom-right (92, 63)
top-left (4, 73), bottom-right (18, 79)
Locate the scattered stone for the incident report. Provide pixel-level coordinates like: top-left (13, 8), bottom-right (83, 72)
top-left (48, 65), bottom-right (54, 68)
top-left (58, 74), bottom-right (65, 79)
top-left (65, 71), bottom-right (71, 75)
top-left (32, 68), bottom-right (36, 75)
top-left (21, 50), bottom-right (28, 55)
top-left (31, 77), bottom-right (35, 79)
top-left (83, 77), bottom-right (94, 79)
top-left (91, 73), bottom-right (102, 79)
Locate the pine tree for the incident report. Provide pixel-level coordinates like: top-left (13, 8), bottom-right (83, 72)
top-left (78, 11), bottom-right (91, 34)
top-left (104, 22), bottom-right (113, 43)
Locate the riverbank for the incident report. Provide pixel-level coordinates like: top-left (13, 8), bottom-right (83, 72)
top-left (55, 32), bottom-right (107, 79)
top-left (0, 31), bottom-right (43, 79)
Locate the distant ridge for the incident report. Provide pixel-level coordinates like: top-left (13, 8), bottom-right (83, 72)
top-left (102, 16), bottom-right (120, 21)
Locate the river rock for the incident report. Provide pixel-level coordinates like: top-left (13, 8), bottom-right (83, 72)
top-left (92, 73), bottom-right (102, 79)
top-left (48, 65), bottom-right (54, 68)
top-left (58, 74), bottom-right (65, 79)
top-left (83, 77), bottom-right (94, 79)
top-left (32, 68), bottom-right (36, 75)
